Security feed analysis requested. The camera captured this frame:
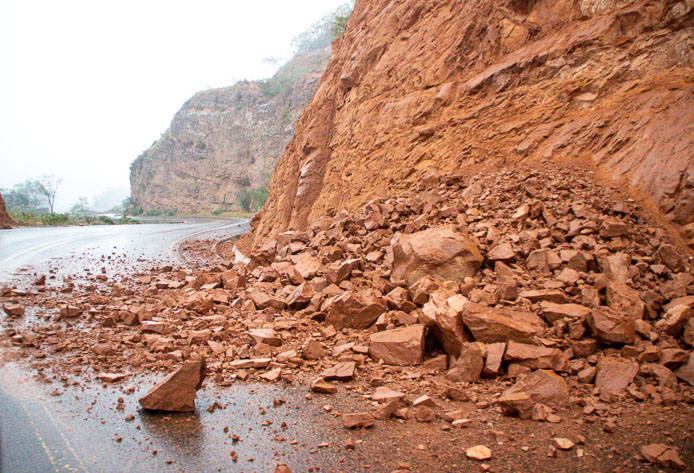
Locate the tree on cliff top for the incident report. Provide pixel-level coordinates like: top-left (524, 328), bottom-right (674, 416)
top-left (291, 1), bottom-right (354, 54)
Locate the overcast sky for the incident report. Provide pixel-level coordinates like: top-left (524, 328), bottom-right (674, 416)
top-left (0, 0), bottom-right (345, 210)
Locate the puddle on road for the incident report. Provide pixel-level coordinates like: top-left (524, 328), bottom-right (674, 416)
top-left (0, 361), bottom-right (380, 473)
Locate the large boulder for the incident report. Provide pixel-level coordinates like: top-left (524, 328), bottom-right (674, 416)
top-left (587, 308), bottom-right (635, 345)
top-left (139, 359), bottom-right (206, 412)
top-left (595, 356), bottom-right (638, 394)
top-left (421, 293), bottom-right (471, 357)
top-left (390, 225), bottom-right (483, 285)
top-left (461, 303), bottom-right (542, 343)
top-left (498, 369), bottom-right (569, 417)
top-left (446, 343), bottom-right (484, 382)
top-left (504, 341), bottom-right (566, 371)
top-left (326, 290), bottom-right (386, 329)
top-left (369, 324), bottom-right (425, 365)
top-left (675, 352), bottom-right (694, 386)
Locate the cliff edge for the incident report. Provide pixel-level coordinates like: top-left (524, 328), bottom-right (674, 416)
top-left (130, 47), bottom-right (330, 214)
top-left (0, 192), bottom-right (14, 229)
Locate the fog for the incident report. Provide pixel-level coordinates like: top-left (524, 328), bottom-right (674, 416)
top-left (0, 0), bottom-right (346, 211)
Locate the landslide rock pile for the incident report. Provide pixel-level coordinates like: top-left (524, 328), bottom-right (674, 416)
top-left (2, 166), bottom-right (693, 418)
top-left (247, 0), bottom-right (694, 251)
top-left (0, 192), bottom-right (14, 229)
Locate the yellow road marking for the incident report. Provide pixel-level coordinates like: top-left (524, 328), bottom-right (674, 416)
top-left (19, 401), bottom-right (61, 473)
top-left (42, 403), bottom-right (89, 472)
top-left (17, 399), bottom-right (89, 472)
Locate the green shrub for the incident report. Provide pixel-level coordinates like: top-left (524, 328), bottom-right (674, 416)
top-left (40, 213), bottom-right (69, 225)
top-left (118, 215), bottom-right (137, 224)
top-left (98, 216), bottom-right (115, 225)
top-left (238, 188), bottom-right (252, 212)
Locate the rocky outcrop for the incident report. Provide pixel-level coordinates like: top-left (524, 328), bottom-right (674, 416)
top-left (0, 192), bottom-right (14, 229)
top-left (245, 0), bottom-right (694, 250)
top-left (130, 47), bottom-right (330, 214)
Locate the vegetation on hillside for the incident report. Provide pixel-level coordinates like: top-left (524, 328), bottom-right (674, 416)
top-left (238, 185), bottom-right (269, 212)
top-left (291, 1), bottom-right (354, 54)
top-left (261, 2), bottom-right (354, 99)
top-left (2, 175), bottom-right (62, 215)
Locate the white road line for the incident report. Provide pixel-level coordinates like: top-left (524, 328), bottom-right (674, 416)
top-left (0, 237), bottom-right (74, 273)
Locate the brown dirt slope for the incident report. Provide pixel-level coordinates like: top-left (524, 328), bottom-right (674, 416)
top-left (0, 192), bottom-right (14, 229)
top-left (244, 0), bottom-right (694, 251)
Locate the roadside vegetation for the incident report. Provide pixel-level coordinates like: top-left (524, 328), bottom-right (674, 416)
top-left (3, 176), bottom-right (137, 227)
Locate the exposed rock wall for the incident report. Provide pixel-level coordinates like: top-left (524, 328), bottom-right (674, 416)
top-left (246, 0), bottom-right (694, 249)
top-left (130, 47), bottom-right (330, 214)
top-left (0, 192), bottom-right (14, 229)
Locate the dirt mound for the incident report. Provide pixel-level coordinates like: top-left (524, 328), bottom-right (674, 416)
top-left (243, 0), bottom-right (694, 252)
top-left (0, 192), bottom-right (14, 229)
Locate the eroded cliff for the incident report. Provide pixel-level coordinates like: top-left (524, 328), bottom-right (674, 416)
top-left (246, 0), bottom-right (694, 249)
top-left (0, 192), bottom-right (14, 229)
top-left (130, 47), bottom-right (330, 214)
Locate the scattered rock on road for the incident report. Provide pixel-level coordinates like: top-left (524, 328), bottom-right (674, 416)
top-left (139, 359), bottom-right (206, 412)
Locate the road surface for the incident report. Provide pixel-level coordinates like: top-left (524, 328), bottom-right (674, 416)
top-left (0, 218), bottom-right (249, 287)
top-left (0, 220), bottom-right (426, 473)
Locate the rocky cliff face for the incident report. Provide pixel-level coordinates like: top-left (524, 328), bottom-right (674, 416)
top-left (246, 0), bottom-right (694, 250)
top-left (130, 47), bottom-right (330, 214)
top-left (0, 192), bottom-right (14, 229)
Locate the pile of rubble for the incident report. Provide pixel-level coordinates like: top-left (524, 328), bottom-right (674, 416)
top-left (1, 166), bottom-right (693, 443)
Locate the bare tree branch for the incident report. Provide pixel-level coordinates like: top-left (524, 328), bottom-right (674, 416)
top-left (34, 175), bottom-right (63, 214)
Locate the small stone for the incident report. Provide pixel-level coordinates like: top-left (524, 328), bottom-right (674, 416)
top-left (595, 356), bottom-right (638, 394)
top-left (413, 406), bottom-right (435, 422)
top-left (260, 368), bottom-right (282, 382)
top-left (412, 395), bottom-right (437, 408)
top-left (248, 328), bottom-right (281, 347)
top-left (466, 445), bottom-right (492, 461)
top-left (369, 324), bottom-right (425, 365)
top-left (552, 438), bottom-right (574, 450)
top-left (342, 413), bottom-right (375, 429)
top-left (310, 379), bottom-right (337, 394)
top-left (640, 444), bottom-right (685, 470)
top-left (372, 387), bottom-right (405, 403)
top-left (2, 303), bottom-right (24, 317)
top-left (274, 463), bottom-right (292, 473)
top-left (321, 361), bottom-right (356, 381)
top-left (98, 373), bottom-right (126, 383)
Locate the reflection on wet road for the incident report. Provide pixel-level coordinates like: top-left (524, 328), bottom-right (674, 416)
top-left (0, 363), bottom-right (366, 473)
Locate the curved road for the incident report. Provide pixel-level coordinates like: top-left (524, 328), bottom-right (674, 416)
top-left (2, 218), bottom-right (438, 473)
top-left (0, 217), bottom-right (249, 286)
top-left (0, 218), bottom-right (263, 473)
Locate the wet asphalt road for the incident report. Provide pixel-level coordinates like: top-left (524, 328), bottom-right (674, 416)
top-left (0, 218), bottom-right (286, 473)
top-left (0, 363), bottom-right (369, 473)
top-left (0, 217), bottom-right (249, 287)
top-left (0, 219), bottom-right (409, 473)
